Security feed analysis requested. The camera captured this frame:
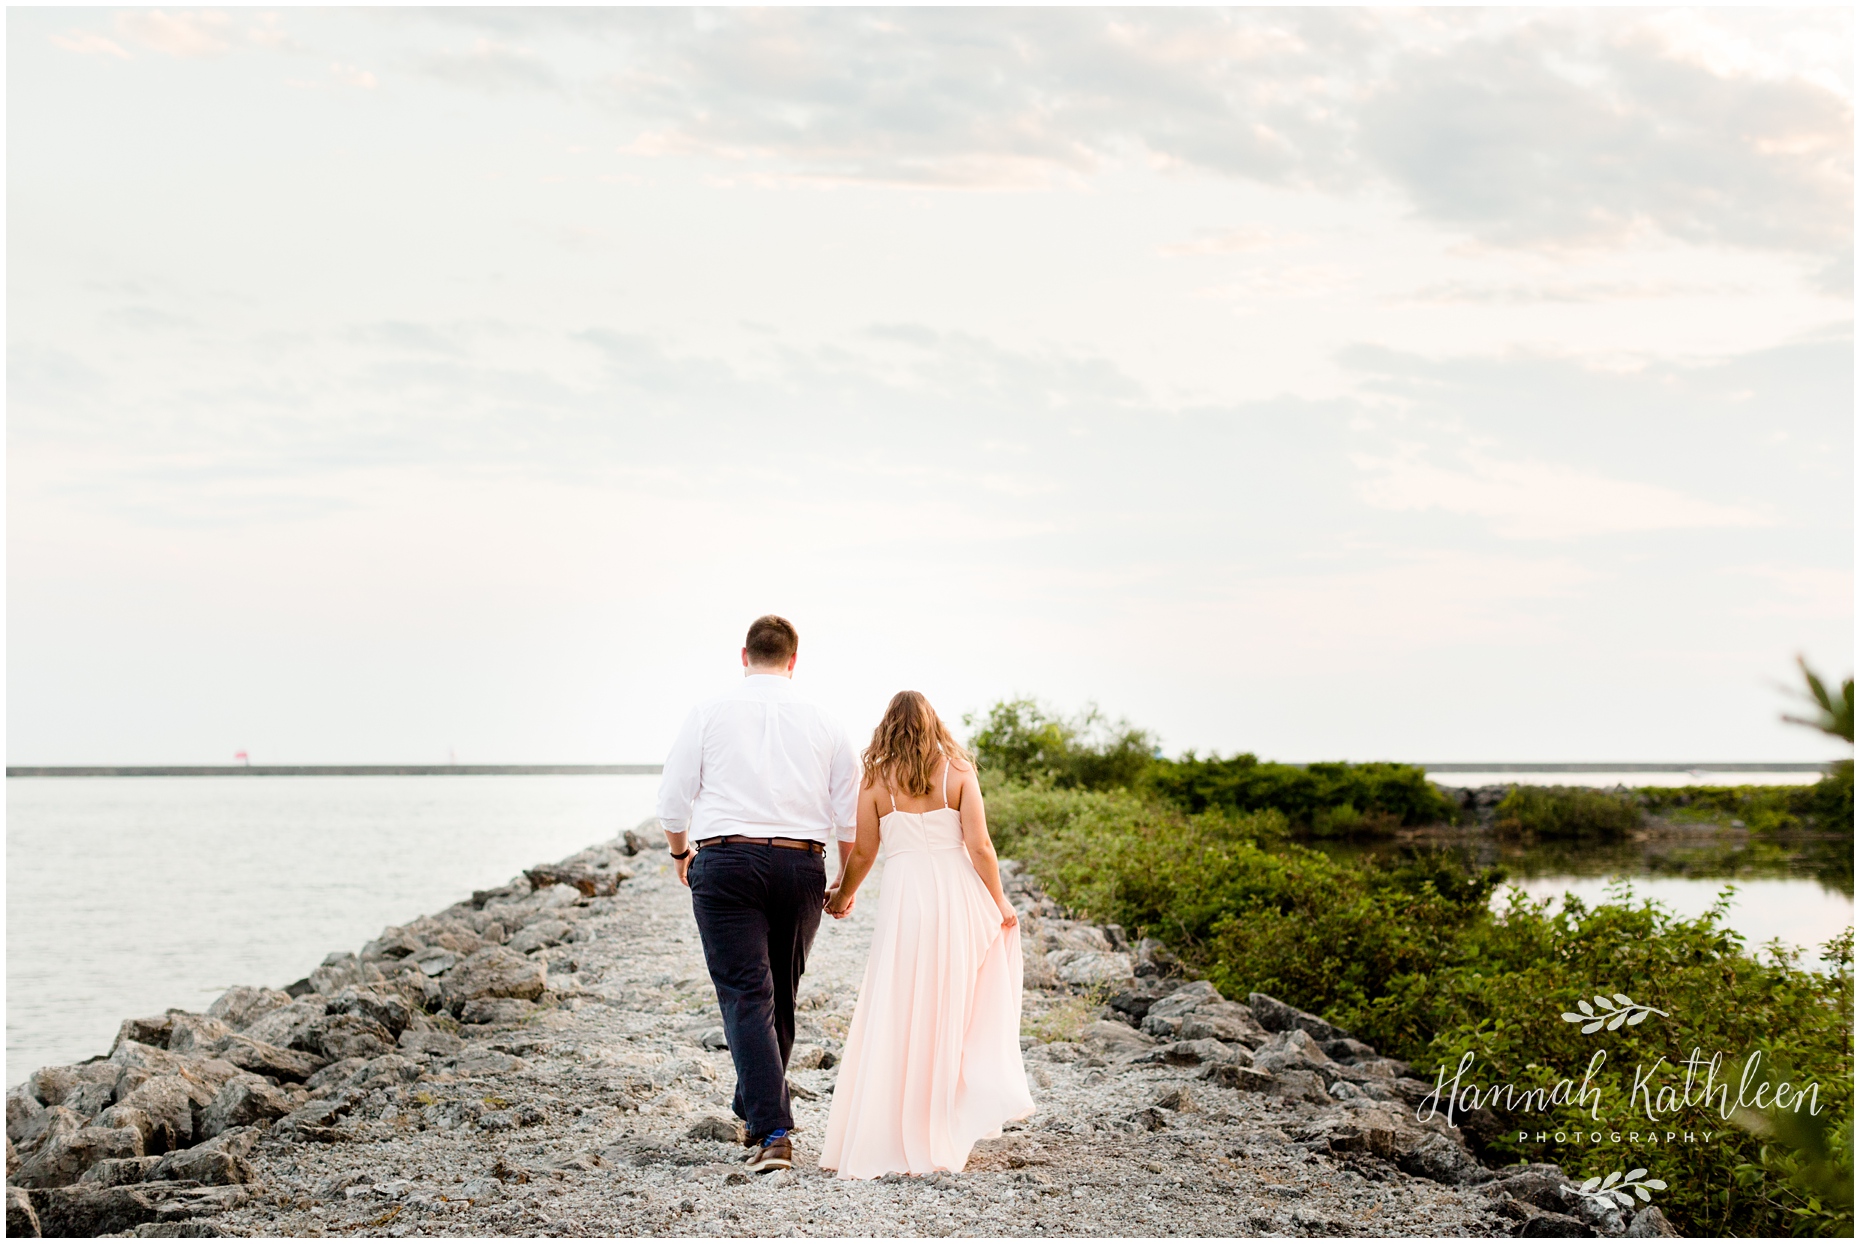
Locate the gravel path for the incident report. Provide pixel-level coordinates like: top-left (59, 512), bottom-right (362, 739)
top-left (196, 844), bottom-right (1509, 1238)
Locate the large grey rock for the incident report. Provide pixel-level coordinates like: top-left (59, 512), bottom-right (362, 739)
top-left (1079, 1020), bottom-right (1154, 1056)
top-left (1397, 1131), bottom-right (1483, 1185)
top-left (94, 1105), bottom-right (157, 1151)
top-left (206, 986), bottom-right (293, 1030)
top-left (11, 1126), bottom-right (144, 1188)
top-left (443, 946), bottom-right (548, 1010)
top-left (151, 1145), bottom-right (253, 1187)
top-left (7, 1084), bottom-right (44, 1141)
top-left (117, 1077), bottom-right (208, 1153)
top-left (461, 997), bottom-right (533, 1026)
top-left (1138, 1038), bottom-right (1239, 1067)
top-left (163, 1015), bottom-right (233, 1056)
top-left (305, 1058), bottom-right (370, 1092)
top-left (111, 1016), bottom-right (176, 1052)
top-left (26, 1181), bottom-right (172, 1237)
top-left (24, 1063), bottom-right (116, 1111)
top-left (330, 987), bottom-right (411, 1038)
top-left (1148, 980), bottom-right (1224, 1019)
top-left (1106, 983), bottom-right (1172, 1022)
top-left (198, 1079), bottom-right (292, 1139)
top-left (5, 1137), bottom-right (15, 1179)
top-left (10, 1107), bottom-right (81, 1158)
top-left (106, 1043), bottom-right (193, 1101)
top-left (351, 1054), bottom-right (422, 1091)
top-left (507, 920), bottom-right (571, 955)
top-left (213, 1035), bottom-right (325, 1082)
top-left (1479, 1165), bottom-right (1576, 1213)
top-left (1251, 1027), bottom-right (1338, 1079)
top-left (302, 1013), bottom-right (395, 1062)
top-left (77, 1156), bottom-right (163, 1187)
top-left (239, 997), bottom-right (328, 1050)
top-left (1248, 992), bottom-right (1351, 1043)
top-left (1044, 949), bottom-right (1136, 986)
top-left (398, 1028), bottom-right (463, 1058)
top-left (1626, 1206), bottom-right (1679, 1237)
top-left (7, 1185), bottom-right (41, 1237)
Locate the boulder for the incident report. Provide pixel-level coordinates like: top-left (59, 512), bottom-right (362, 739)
top-left (1106, 984), bottom-right (1171, 1022)
top-left (1133, 937), bottom-right (1182, 977)
top-left (93, 1106), bottom-right (157, 1151)
top-left (239, 997), bottom-right (329, 1050)
top-left (411, 947), bottom-right (459, 977)
top-left (306, 1058), bottom-right (370, 1091)
top-left (152, 1145), bottom-right (253, 1187)
top-left (1626, 1206), bottom-right (1680, 1238)
top-left (787, 1044), bottom-right (833, 1071)
top-left (6, 1185), bottom-right (41, 1237)
top-left (461, 997), bottom-right (532, 1026)
top-left (1079, 1020), bottom-right (1154, 1056)
top-left (1251, 1027), bottom-right (1338, 1079)
top-left (213, 1035), bottom-right (325, 1082)
top-left (11, 1126), bottom-right (144, 1188)
top-left (198, 1079), bottom-right (292, 1139)
top-left (623, 819), bottom-right (667, 854)
top-left (360, 927), bottom-right (425, 962)
top-left (1397, 1131), bottom-right (1483, 1185)
top-left (7, 1084), bottom-right (44, 1141)
top-left (443, 946), bottom-right (547, 1011)
top-left (117, 1076), bottom-right (210, 1153)
top-left (10, 1107), bottom-right (81, 1158)
top-left (1139, 1039), bottom-right (1238, 1067)
top-left (398, 1028), bottom-right (463, 1058)
top-left (1147, 980), bottom-right (1224, 1019)
top-left (329, 987), bottom-right (411, 1038)
top-left (5, 1137), bottom-right (15, 1179)
top-left (1200, 1062), bottom-right (1274, 1092)
top-left (24, 1181), bottom-right (182, 1237)
top-left (206, 986), bottom-right (293, 1030)
top-left (1142, 1014), bottom-right (1183, 1040)
top-left (77, 1156), bottom-right (162, 1188)
top-left (1268, 1069), bottom-right (1333, 1104)
top-left (1044, 949), bottom-right (1136, 986)
top-left (25, 1064), bottom-right (116, 1112)
top-left (1479, 1165), bottom-right (1577, 1213)
top-left (1179, 1015), bottom-right (1259, 1043)
top-left (106, 1043), bottom-right (192, 1102)
top-left (64, 1078), bottom-right (117, 1120)
top-left (523, 864), bottom-right (628, 898)
top-left (163, 1015), bottom-right (233, 1056)
top-left (1248, 992), bottom-right (1351, 1043)
top-left (352, 1054), bottom-right (423, 1091)
top-left (111, 1016), bottom-right (176, 1052)
top-left (507, 920), bottom-right (571, 955)
top-left (302, 1013), bottom-right (395, 1062)
top-left (404, 918), bottom-right (484, 956)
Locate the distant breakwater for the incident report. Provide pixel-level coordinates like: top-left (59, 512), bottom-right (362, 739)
top-left (5, 765), bottom-right (664, 778)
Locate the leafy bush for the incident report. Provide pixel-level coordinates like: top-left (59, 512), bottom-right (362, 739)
top-left (1147, 751), bottom-right (1459, 830)
top-left (965, 698), bottom-right (1156, 791)
top-left (986, 775), bottom-right (1854, 1236)
top-left (1494, 785), bottom-right (1642, 840)
top-left (1639, 769), bottom-right (1855, 835)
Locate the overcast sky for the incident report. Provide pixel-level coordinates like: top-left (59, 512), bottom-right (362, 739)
top-left (7, 7), bottom-right (1852, 765)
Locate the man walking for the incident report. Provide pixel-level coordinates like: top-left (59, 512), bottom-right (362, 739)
top-left (656, 615), bottom-right (858, 1173)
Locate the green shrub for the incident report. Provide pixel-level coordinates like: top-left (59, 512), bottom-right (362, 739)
top-left (1147, 752), bottom-right (1458, 830)
top-left (966, 698), bottom-right (1156, 791)
top-left (1638, 771), bottom-right (1854, 835)
top-left (986, 775), bottom-right (1853, 1237)
top-left (1493, 785), bottom-right (1642, 840)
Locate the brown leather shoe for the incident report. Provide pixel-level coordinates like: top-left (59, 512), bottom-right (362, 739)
top-left (744, 1134), bottom-right (793, 1173)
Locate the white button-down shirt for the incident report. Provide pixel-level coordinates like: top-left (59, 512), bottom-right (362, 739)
top-left (656, 675), bottom-right (859, 844)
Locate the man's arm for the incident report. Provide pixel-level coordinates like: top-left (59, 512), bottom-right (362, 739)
top-left (657, 707), bottom-right (705, 887)
top-left (828, 726), bottom-right (860, 904)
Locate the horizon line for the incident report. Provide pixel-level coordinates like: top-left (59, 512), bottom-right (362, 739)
top-left (3, 760), bottom-right (1839, 778)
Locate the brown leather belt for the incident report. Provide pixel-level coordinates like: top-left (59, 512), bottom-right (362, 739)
top-left (696, 835), bottom-right (825, 857)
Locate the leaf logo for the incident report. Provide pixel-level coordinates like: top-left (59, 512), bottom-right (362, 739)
top-left (1559, 992), bottom-right (1669, 1034)
top-left (1576, 1168), bottom-right (1667, 1208)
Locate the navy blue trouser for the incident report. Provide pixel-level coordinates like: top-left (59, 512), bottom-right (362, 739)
top-left (687, 841), bottom-right (826, 1139)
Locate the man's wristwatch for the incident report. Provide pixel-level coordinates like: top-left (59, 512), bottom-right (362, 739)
top-left (669, 847), bottom-right (692, 860)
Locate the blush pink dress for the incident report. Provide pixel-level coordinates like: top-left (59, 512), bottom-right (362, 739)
top-left (818, 763), bottom-right (1035, 1178)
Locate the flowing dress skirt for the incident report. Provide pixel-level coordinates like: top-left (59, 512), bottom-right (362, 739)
top-left (819, 812), bottom-right (1034, 1178)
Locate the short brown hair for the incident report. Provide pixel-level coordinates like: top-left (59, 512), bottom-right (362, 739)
top-left (744, 614), bottom-right (799, 667)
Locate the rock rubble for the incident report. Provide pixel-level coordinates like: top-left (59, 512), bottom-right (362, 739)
top-left (6, 824), bottom-right (1678, 1237)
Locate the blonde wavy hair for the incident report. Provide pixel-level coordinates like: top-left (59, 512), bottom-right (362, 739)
top-left (861, 691), bottom-right (971, 798)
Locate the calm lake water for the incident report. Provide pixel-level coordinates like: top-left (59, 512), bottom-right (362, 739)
top-left (7, 774), bottom-right (1853, 1086)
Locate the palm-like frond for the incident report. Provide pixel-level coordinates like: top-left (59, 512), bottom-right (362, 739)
top-left (1781, 656), bottom-right (1854, 745)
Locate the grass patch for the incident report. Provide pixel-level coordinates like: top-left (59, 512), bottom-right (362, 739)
top-left (1494, 785), bottom-right (1642, 840)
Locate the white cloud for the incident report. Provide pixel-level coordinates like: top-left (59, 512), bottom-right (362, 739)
top-left (50, 31), bottom-right (131, 59)
top-left (1354, 448), bottom-right (1772, 539)
top-left (114, 10), bottom-right (233, 59)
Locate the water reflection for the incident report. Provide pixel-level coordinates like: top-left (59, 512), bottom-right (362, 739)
top-left (1311, 826), bottom-right (1854, 956)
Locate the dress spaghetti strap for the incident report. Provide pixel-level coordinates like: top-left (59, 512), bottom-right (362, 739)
top-left (941, 759), bottom-right (951, 809)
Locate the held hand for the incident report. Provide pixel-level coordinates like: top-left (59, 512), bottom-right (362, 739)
top-left (998, 903), bottom-right (1018, 931)
top-left (825, 886), bottom-right (855, 919)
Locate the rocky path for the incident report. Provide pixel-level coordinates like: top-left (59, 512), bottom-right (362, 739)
top-left (8, 826), bottom-right (1673, 1238)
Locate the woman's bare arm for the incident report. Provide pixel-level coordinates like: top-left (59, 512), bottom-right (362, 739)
top-left (825, 783), bottom-right (883, 919)
top-left (955, 766), bottom-right (1017, 930)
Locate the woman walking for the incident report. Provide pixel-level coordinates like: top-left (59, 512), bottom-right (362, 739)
top-left (818, 691), bottom-right (1033, 1179)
